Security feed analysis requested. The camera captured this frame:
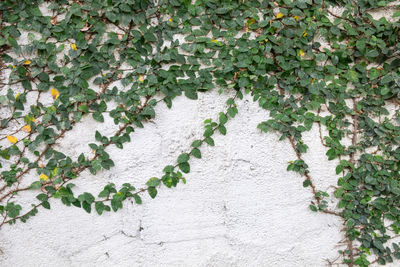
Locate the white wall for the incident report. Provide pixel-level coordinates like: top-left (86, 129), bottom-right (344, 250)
top-left (1, 3), bottom-right (399, 267)
top-left (0, 91), bottom-right (348, 266)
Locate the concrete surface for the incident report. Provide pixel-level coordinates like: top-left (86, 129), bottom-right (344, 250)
top-left (1, 2), bottom-right (399, 266)
top-left (0, 91), bottom-right (345, 266)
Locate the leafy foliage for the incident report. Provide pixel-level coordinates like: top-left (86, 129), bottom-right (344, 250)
top-left (0, 0), bottom-right (400, 265)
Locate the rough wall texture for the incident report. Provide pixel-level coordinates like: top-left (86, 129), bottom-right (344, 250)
top-left (1, 3), bottom-right (400, 267)
top-left (0, 90), bottom-right (350, 266)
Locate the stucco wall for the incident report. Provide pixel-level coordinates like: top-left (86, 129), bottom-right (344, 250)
top-left (1, 3), bottom-right (400, 267)
top-left (0, 90), bottom-right (352, 266)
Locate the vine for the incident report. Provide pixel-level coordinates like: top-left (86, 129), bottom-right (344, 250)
top-left (1, 0), bottom-right (400, 265)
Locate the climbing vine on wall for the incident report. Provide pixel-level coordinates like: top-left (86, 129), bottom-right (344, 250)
top-left (1, 0), bottom-right (400, 265)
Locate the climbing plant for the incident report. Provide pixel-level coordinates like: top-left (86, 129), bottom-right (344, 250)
top-left (1, 0), bottom-right (400, 265)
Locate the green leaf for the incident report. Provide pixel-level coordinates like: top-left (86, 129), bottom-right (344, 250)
top-left (381, 87), bottom-right (390, 95)
top-left (215, 7), bottom-right (229, 14)
top-left (178, 162), bottom-right (190, 173)
top-left (133, 194), bottom-right (142, 204)
top-left (146, 177), bottom-right (160, 187)
top-left (184, 89), bottom-right (198, 100)
top-left (142, 107), bottom-right (155, 117)
top-left (144, 32), bottom-right (157, 42)
top-left (204, 137), bottom-right (215, 146)
top-left (219, 113), bottom-right (228, 125)
top-left (336, 165), bottom-right (344, 175)
top-left (148, 187), bottom-right (158, 199)
top-left (82, 201), bottom-right (91, 213)
top-left (366, 49), bottom-right (379, 58)
top-left (309, 205), bottom-right (317, 212)
top-left (373, 240), bottom-right (385, 251)
top-left (381, 75), bottom-right (393, 84)
top-left (6, 203), bottom-right (22, 218)
top-left (163, 165), bottom-right (175, 173)
top-left (356, 40), bottom-right (366, 52)
top-left (347, 70), bottom-right (359, 83)
top-left (22, 80), bottom-right (32, 91)
top-left (177, 153), bottom-right (190, 163)
top-left (227, 107), bottom-right (238, 118)
top-left (346, 218), bottom-right (355, 227)
top-left (93, 112), bottom-right (104, 122)
top-left (95, 131), bottom-right (102, 142)
top-left (393, 11), bottom-right (400, 18)
top-left (238, 77), bottom-right (249, 88)
top-left (8, 37), bottom-right (20, 52)
top-left (111, 199), bottom-right (122, 212)
top-left (78, 105), bottom-right (89, 113)
top-left (191, 140), bottom-right (202, 148)
top-left (203, 128), bottom-right (214, 137)
top-left (95, 202), bottom-right (105, 215)
top-left (369, 68), bottom-right (380, 80)
top-left (30, 181), bottom-right (43, 189)
top-left (36, 193), bottom-right (48, 202)
top-left (192, 148), bottom-right (201, 159)
top-left (218, 125), bottom-right (227, 135)
top-left (42, 201), bottom-right (51, 210)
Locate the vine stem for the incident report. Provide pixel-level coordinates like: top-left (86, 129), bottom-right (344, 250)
top-left (288, 137), bottom-right (319, 203)
top-left (270, 58), bottom-right (341, 217)
top-left (0, 46), bottom-right (134, 198)
top-left (317, 108), bottom-right (327, 147)
top-left (0, 95), bottom-right (154, 226)
top-left (1, 89), bottom-right (241, 226)
top-left (287, 136), bottom-right (342, 217)
top-left (271, 56), bottom-right (351, 264)
top-left (350, 99), bottom-right (359, 164)
top-left (347, 235), bottom-right (354, 267)
top-left (98, 90), bottom-right (241, 208)
top-left (344, 99), bottom-right (360, 266)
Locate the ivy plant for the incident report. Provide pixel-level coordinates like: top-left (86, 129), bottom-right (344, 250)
top-left (1, 0), bottom-right (400, 265)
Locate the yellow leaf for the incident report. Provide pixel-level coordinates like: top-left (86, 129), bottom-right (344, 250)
top-left (311, 78), bottom-right (316, 84)
top-left (138, 75), bottom-right (144, 82)
top-left (24, 60), bottom-right (32, 65)
top-left (7, 135), bottom-right (17, 144)
top-left (168, 18), bottom-right (172, 22)
top-left (22, 125), bottom-right (31, 132)
top-left (211, 39), bottom-right (218, 43)
top-left (71, 43), bottom-right (78, 51)
top-left (51, 88), bottom-right (60, 100)
top-left (303, 31), bottom-right (308, 37)
top-left (276, 12), bottom-right (284, 19)
top-left (40, 174), bottom-right (48, 181)
top-left (26, 116), bottom-right (35, 123)
top-left (246, 18), bottom-right (256, 27)
top-left (299, 49), bottom-right (305, 57)
top-left (51, 167), bottom-right (58, 177)
top-left (293, 16), bottom-right (299, 21)
top-left (15, 93), bottom-right (21, 100)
